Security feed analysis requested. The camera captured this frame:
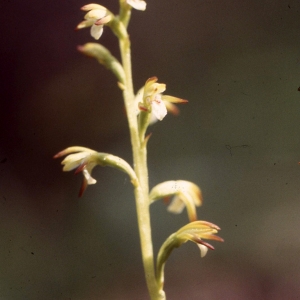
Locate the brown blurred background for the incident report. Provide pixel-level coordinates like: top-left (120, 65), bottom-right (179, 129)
top-left (1, 0), bottom-right (300, 299)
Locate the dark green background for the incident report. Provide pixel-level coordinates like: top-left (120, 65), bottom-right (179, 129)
top-left (1, 0), bottom-right (300, 299)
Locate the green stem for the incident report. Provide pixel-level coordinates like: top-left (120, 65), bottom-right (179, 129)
top-left (119, 35), bottom-right (164, 300)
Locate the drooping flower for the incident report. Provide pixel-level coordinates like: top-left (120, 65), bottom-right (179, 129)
top-left (156, 221), bottom-right (223, 291)
top-left (54, 146), bottom-right (139, 196)
top-left (177, 221), bottom-right (223, 256)
top-left (126, 0), bottom-right (147, 11)
top-left (76, 4), bottom-right (113, 40)
top-left (54, 147), bottom-right (99, 196)
top-left (138, 77), bottom-right (188, 122)
top-left (149, 180), bottom-right (202, 222)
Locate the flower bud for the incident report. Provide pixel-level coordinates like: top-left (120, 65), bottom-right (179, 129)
top-left (77, 43), bottom-right (126, 84)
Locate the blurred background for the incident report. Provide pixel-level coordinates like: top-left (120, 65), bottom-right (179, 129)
top-left (1, 0), bottom-right (300, 299)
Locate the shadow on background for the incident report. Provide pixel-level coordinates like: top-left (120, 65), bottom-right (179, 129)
top-left (1, 0), bottom-right (300, 299)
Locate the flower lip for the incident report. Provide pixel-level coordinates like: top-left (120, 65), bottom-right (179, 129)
top-left (126, 0), bottom-right (147, 11)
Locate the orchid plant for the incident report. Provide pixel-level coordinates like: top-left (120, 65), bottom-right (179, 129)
top-left (54, 1), bottom-right (223, 299)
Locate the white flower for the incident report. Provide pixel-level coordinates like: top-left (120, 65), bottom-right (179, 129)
top-left (127, 0), bottom-right (147, 11)
top-left (54, 147), bottom-right (98, 196)
top-left (137, 77), bottom-right (188, 122)
top-left (149, 180), bottom-right (202, 222)
top-left (54, 146), bottom-right (139, 196)
top-left (76, 4), bottom-right (112, 40)
top-left (156, 221), bottom-right (223, 292)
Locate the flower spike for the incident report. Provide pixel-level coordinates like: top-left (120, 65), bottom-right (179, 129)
top-left (54, 146), bottom-right (139, 196)
top-left (156, 221), bottom-right (223, 292)
top-left (149, 180), bottom-right (202, 222)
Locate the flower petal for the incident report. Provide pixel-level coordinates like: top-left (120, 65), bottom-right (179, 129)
top-left (82, 168), bottom-right (97, 185)
top-left (151, 98), bottom-right (167, 121)
top-left (161, 95), bottom-right (188, 104)
top-left (127, 0), bottom-right (147, 11)
top-left (61, 152), bottom-right (89, 171)
top-left (84, 9), bottom-right (107, 20)
top-left (76, 19), bottom-right (94, 30)
top-left (198, 244), bottom-right (209, 258)
top-left (81, 4), bottom-right (107, 11)
top-left (167, 195), bottom-right (186, 214)
top-left (90, 24), bottom-right (103, 40)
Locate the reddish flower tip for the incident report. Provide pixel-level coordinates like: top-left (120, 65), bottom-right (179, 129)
top-left (78, 179), bottom-right (88, 197)
top-left (74, 163), bottom-right (87, 175)
top-left (194, 238), bottom-right (215, 250)
top-left (53, 150), bottom-right (65, 159)
top-left (163, 196), bottom-right (171, 205)
top-left (77, 45), bottom-right (84, 52)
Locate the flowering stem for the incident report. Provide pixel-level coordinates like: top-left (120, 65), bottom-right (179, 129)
top-left (119, 35), bottom-right (164, 299)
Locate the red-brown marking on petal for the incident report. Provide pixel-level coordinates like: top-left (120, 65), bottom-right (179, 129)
top-left (163, 196), bottom-right (171, 205)
top-left (75, 162), bottom-right (87, 174)
top-left (138, 103), bottom-right (148, 112)
top-left (200, 234), bottom-right (224, 242)
top-left (193, 238), bottom-right (215, 250)
top-left (95, 15), bottom-right (111, 25)
top-left (146, 77), bottom-right (158, 84)
top-left (53, 150), bottom-right (66, 159)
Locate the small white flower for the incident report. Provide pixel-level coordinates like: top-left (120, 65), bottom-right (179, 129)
top-left (138, 77), bottom-right (188, 122)
top-left (76, 4), bottom-right (112, 40)
top-left (54, 146), bottom-right (139, 196)
top-left (149, 180), bottom-right (202, 222)
top-left (127, 0), bottom-right (147, 11)
top-left (156, 221), bottom-right (223, 292)
top-left (54, 147), bottom-right (98, 196)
